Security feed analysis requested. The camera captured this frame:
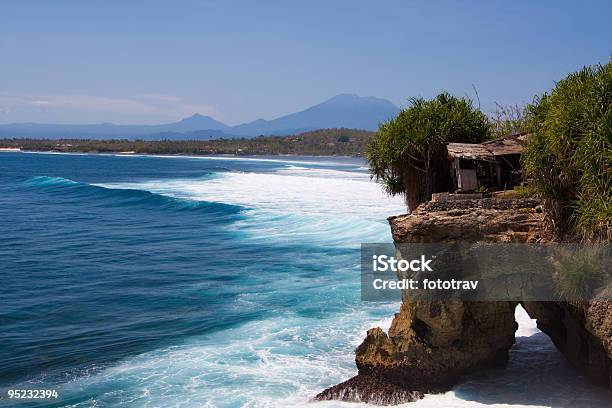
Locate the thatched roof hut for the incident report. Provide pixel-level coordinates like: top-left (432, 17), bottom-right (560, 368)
top-left (446, 133), bottom-right (529, 192)
top-left (447, 143), bottom-right (496, 161)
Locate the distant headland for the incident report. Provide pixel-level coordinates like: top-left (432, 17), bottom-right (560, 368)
top-left (0, 128), bottom-right (375, 157)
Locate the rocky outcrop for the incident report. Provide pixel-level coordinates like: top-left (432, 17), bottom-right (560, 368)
top-left (389, 198), bottom-right (546, 244)
top-left (523, 299), bottom-right (612, 388)
top-left (317, 300), bottom-right (517, 404)
top-left (316, 198), bottom-right (612, 404)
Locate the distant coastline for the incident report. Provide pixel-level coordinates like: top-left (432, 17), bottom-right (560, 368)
top-left (3, 150), bottom-right (363, 161)
top-left (0, 128), bottom-right (375, 157)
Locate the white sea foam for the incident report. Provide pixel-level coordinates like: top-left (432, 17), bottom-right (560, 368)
top-left (55, 304), bottom-right (612, 408)
top-left (58, 305), bottom-right (397, 408)
top-left (275, 165), bottom-right (370, 180)
top-left (61, 161), bottom-right (611, 407)
top-left (21, 150), bottom-right (362, 168)
top-left (99, 170), bottom-right (404, 221)
top-left (514, 303), bottom-right (540, 337)
top-left (407, 305), bottom-right (612, 408)
top-left (165, 155), bottom-right (357, 166)
top-left (96, 165), bottom-right (407, 246)
top-left (116, 154), bottom-right (360, 167)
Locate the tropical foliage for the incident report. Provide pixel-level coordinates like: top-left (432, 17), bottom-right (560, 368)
top-left (522, 62), bottom-right (611, 241)
top-left (365, 93), bottom-right (489, 210)
top-left (0, 128), bottom-right (375, 157)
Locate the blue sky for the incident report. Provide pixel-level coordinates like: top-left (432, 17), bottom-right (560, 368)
top-left (1, 0), bottom-right (610, 125)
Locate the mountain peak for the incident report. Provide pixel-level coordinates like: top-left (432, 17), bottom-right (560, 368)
top-left (230, 94), bottom-right (400, 135)
top-left (0, 94), bottom-right (399, 138)
top-left (174, 113), bottom-right (228, 131)
top-left (321, 94), bottom-right (398, 109)
top-left (179, 113), bottom-right (212, 122)
top-left (328, 93), bottom-right (360, 100)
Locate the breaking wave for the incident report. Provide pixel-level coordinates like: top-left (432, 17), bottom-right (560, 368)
top-left (5, 155), bottom-right (609, 407)
top-left (23, 175), bottom-right (244, 216)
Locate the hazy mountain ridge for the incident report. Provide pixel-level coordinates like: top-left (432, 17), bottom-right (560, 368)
top-left (0, 94), bottom-right (399, 139)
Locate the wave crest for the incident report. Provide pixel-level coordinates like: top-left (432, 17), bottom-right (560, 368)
top-left (22, 176), bottom-right (244, 215)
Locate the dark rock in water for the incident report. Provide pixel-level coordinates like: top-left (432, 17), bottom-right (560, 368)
top-left (523, 298), bottom-right (612, 388)
top-left (316, 198), bottom-right (612, 404)
top-left (314, 373), bottom-right (423, 405)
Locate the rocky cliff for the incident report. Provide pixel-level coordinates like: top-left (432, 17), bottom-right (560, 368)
top-left (315, 198), bottom-right (611, 404)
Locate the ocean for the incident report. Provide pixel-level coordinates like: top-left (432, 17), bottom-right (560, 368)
top-left (0, 152), bottom-right (610, 407)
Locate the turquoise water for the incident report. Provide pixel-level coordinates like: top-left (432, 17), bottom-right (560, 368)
top-left (0, 152), bottom-right (404, 407)
top-left (2, 152), bottom-right (610, 408)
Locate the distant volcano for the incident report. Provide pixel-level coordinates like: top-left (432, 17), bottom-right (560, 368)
top-left (231, 94), bottom-right (400, 136)
top-left (0, 94), bottom-right (400, 140)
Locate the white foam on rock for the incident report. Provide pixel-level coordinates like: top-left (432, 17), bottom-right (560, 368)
top-left (406, 305), bottom-right (612, 408)
top-left (55, 159), bottom-right (611, 407)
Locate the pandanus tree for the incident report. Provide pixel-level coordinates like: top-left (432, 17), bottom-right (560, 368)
top-left (366, 93), bottom-right (489, 211)
top-left (522, 62), bottom-right (612, 241)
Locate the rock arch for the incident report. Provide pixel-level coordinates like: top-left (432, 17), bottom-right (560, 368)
top-left (316, 199), bottom-right (611, 404)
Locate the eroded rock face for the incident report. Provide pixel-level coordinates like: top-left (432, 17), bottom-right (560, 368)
top-left (313, 372), bottom-right (424, 405)
top-left (316, 300), bottom-right (519, 404)
top-left (523, 299), bottom-right (612, 388)
top-left (357, 300), bottom-right (517, 384)
top-left (389, 198), bottom-right (546, 244)
top-left (316, 198), bottom-right (611, 404)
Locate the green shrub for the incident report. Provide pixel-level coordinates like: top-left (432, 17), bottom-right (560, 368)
top-left (366, 93), bottom-right (489, 210)
top-left (514, 185), bottom-right (535, 199)
top-left (523, 62), bottom-right (612, 241)
top-left (552, 252), bottom-right (605, 302)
